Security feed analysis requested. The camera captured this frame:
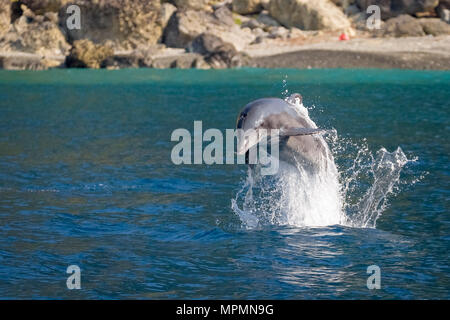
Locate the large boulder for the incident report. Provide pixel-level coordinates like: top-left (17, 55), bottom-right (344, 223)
top-left (0, 0), bottom-right (11, 36)
top-left (356, 0), bottom-right (439, 20)
top-left (59, 0), bottom-right (163, 51)
top-left (163, 10), bottom-right (207, 48)
top-left (268, 0), bottom-right (351, 31)
top-left (379, 14), bottom-right (450, 37)
top-left (379, 14), bottom-right (425, 36)
top-left (160, 3), bottom-right (177, 30)
top-left (188, 32), bottom-right (240, 68)
top-left (232, 0), bottom-right (264, 15)
top-left (172, 0), bottom-right (209, 10)
top-left (418, 17), bottom-right (450, 35)
top-left (163, 6), bottom-right (255, 50)
top-left (0, 4), bottom-right (70, 57)
top-left (65, 39), bottom-right (113, 68)
top-left (20, 0), bottom-right (71, 14)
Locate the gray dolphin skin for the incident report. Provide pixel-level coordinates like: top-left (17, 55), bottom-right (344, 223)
top-left (236, 93), bottom-right (332, 169)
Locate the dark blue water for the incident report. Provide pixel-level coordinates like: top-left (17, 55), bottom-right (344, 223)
top-left (0, 69), bottom-right (448, 299)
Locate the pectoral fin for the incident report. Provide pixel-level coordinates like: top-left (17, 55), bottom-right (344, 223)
top-left (280, 127), bottom-right (326, 137)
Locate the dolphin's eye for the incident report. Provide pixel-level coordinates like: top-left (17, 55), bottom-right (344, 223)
top-left (236, 112), bottom-right (247, 129)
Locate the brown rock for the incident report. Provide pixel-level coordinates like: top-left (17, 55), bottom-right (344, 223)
top-left (419, 18), bottom-right (450, 35)
top-left (66, 39), bottom-right (113, 68)
top-left (232, 0), bottom-right (263, 15)
top-left (20, 0), bottom-right (72, 14)
top-left (379, 15), bottom-right (450, 37)
top-left (0, 4), bottom-right (70, 57)
top-left (192, 56), bottom-right (211, 69)
top-left (0, 0), bottom-right (11, 37)
top-left (379, 14), bottom-right (425, 37)
top-left (59, 0), bottom-right (163, 51)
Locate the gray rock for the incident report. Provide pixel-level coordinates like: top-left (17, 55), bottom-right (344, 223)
top-left (349, 11), bottom-right (369, 30)
top-left (268, 26), bottom-right (289, 39)
top-left (437, 1), bottom-right (450, 24)
top-left (213, 5), bottom-right (235, 26)
top-left (172, 0), bottom-right (209, 10)
top-left (269, 0), bottom-right (351, 31)
top-left (192, 56), bottom-right (211, 69)
top-left (65, 39), bottom-right (113, 68)
top-left (151, 52), bottom-right (201, 69)
top-left (419, 18), bottom-right (450, 35)
top-left (163, 9), bottom-right (255, 51)
top-left (251, 35), bottom-right (265, 44)
top-left (260, 0), bottom-right (270, 10)
top-left (242, 19), bottom-right (263, 29)
top-left (232, 0), bottom-right (263, 15)
top-left (345, 4), bottom-right (360, 15)
top-left (378, 14), bottom-right (450, 37)
top-left (212, 0), bottom-right (233, 10)
top-left (160, 3), bottom-right (177, 29)
top-left (101, 48), bottom-right (167, 68)
top-left (257, 11), bottom-right (280, 27)
top-left (356, 0), bottom-right (439, 20)
top-left (379, 14), bottom-right (425, 37)
top-left (251, 27), bottom-right (266, 37)
top-left (163, 10), bottom-right (211, 48)
top-left (0, 51), bottom-right (62, 70)
top-left (102, 52), bottom-right (144, 69)
top-left (288, 27), bottom-right (305, 38)
top-left (188, 33), bottom-right (240, 68)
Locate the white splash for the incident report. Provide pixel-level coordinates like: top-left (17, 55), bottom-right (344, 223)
top-left (231, 99), bottom-right (414, 229)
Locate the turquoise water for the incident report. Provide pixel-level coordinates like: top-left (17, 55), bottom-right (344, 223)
top-left (0, 69), bottom-right (448, 299)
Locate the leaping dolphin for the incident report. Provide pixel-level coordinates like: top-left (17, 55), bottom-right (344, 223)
top-left (235, 93), bottom-right (333, 170)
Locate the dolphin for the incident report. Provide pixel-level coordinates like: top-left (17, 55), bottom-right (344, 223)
top-left (235, 93), bottom-right (333, 170)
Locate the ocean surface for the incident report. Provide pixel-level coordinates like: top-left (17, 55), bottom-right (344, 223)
top-left (0, 68), bottom-right (448, 299)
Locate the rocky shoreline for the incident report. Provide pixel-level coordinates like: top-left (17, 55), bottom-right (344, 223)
top-left (1, 0), bottom-right (450, 70)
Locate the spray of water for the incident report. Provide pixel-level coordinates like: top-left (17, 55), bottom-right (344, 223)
top-left (231, 96), bottom-right (414, 229)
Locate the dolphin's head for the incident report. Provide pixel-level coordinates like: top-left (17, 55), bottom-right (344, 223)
top-left (235, 94), bottom-right (325, 158)
top-left (235, 97), bottom-right (294, 156)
